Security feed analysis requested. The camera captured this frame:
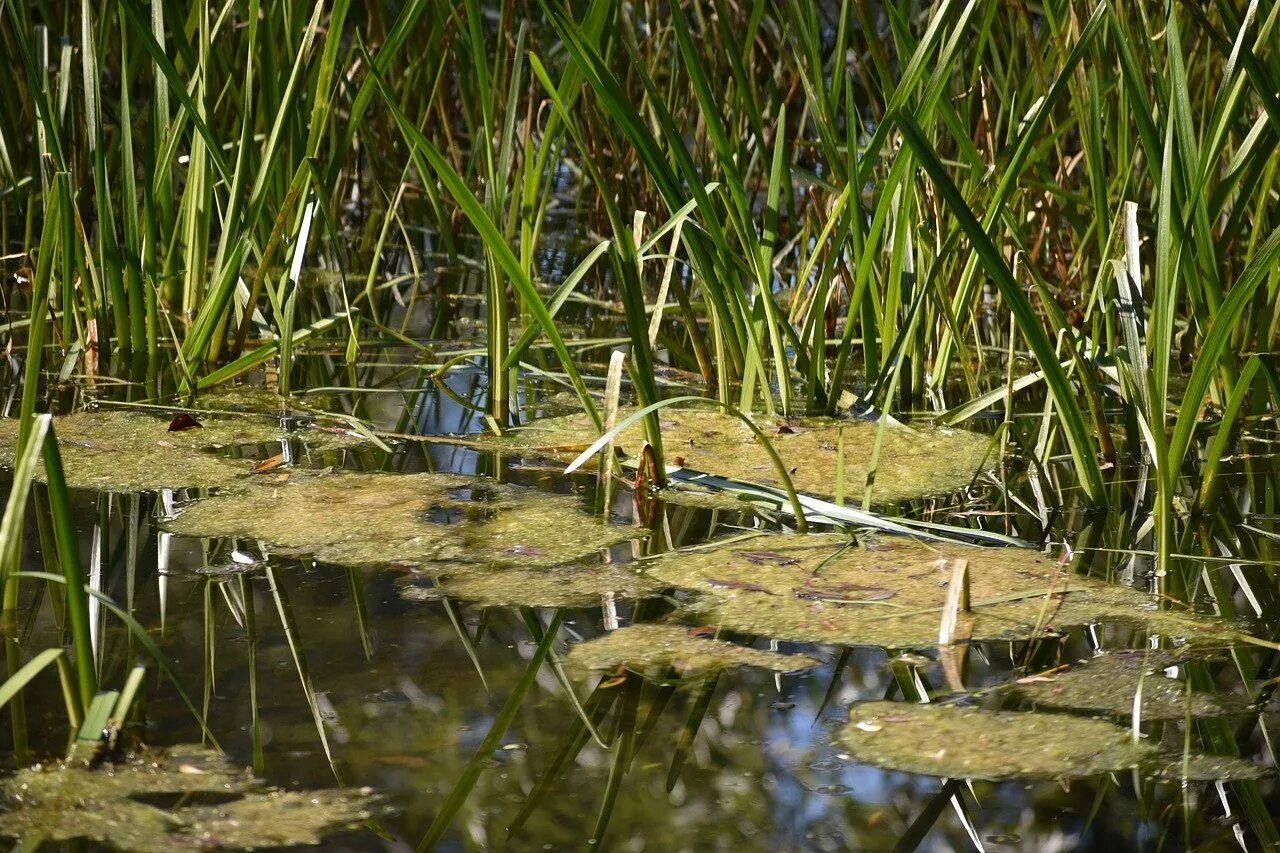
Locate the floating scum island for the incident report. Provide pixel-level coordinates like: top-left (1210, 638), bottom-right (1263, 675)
top-left (499, 408), bottom-right (992, 504)
top-left (838, 701), bottom-right (1263, 782)
top-left (0, 743), bottom-right (380, 851)
top-left (643, 533), bottom-right (1243, 649)
top-left (0, 406), bottom-right (362, 492)
top-left (165, 470), bottom-right (642, 569)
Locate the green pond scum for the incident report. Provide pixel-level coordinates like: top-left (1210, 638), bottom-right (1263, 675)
top-left (0, 744), bottom-right (381, 851)
top-left (563, 623), bottom-right (819, 678)
top-left (645, 533), bottom-right (1242, 648)
top-left (0, 408), bottom-right (363, 492)
top-left (838, 701), bottom-right (1265, 783)
top-left (7, 0), bottom-right (1280, 849)
top-left (1009, 651), bottom-right (1253, 721)
top-left (164, 469), bottom-right (643, 568)
top-left (503, 408), bottom-right (992, 503)
top-left (400, 560), bottom-right (662, 608)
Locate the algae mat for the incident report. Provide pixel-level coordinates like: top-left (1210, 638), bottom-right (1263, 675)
top-left (838, 701), bottom-right (1263, 782)
top-left (401, 561), bottom-right (662, 608)
top-left (505, 408), bottom-right (990, 503)
top-left (566, 624), bottom-right (818, 678)
top-left (646, 534), bottom-right (1240, 648)
top-left (0, 744), bottom-right (379, 850)
top-left (0, 409), bottom-right (361, 492)
top-left (1010, 651), bottom-right (1250, 720)
top-left (166, 470), bottom-right (642, 568)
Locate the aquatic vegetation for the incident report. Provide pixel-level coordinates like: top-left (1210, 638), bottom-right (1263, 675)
top-left (401, 561), bottom-right (661, 608)
top-left (1011, 652), bottom-right (1251, 720)
top-left (166, 470), bottom-right (642, 568)
top-left (0, 409), bottom-right (361, 492)
top-left (647, 534), bottom-right (1240, 649)
top-left (565, 624), bottom-right (817, 678)
top-left (838, 701), bottom-right (1264, 782)
top-left (0, 744), bottom-right (381, 850)
top-left (3, 0), bottom-right (1280, 846)
top-left (504, 408), bottom-right (990, 503)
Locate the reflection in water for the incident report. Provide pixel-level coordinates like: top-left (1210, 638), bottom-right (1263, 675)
top-left (0, 358), bottom-right (1274, 851)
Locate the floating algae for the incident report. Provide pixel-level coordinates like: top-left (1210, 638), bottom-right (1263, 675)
top-left (503, 408), bottom-right (990, 503)
top-left (166, 470), bottom-right (642, 569)
top-left (837, 701), bottom-right (1263, 782)
top-left (401, 561), bottom-right (662, 608)
top-left (645, 534), bottom-right (1241, 649)
top-left (0, 408), bottom-right (361, 492)
top-left (565, 624), bottom-right (818, 678)
top-left (0, 744), bottom-right (380, 851)
top-left (1010, 652), bottom-right (1250, 720)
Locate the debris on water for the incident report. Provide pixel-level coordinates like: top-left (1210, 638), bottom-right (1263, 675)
top-left (645, 534), bottom-right (1243, 649)
top-left (166, 470), bottom-right (643, 569)
top-left (1010, 651), bottom-right (1250, 720)
top-left (0, 743), bottom-right (382, 850)
top-left (565, 623), bottom-right (818, 678)
top-left (837, 701), bottom-right (1264, 782)
top-left (167, 413), bottom-right (203, 432)
top-left (498, 408), bottom-right (991, 503)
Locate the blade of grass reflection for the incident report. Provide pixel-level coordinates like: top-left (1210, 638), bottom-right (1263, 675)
top-left (521, 608), bottom-right (605, 748)
top-left (441, 597), bottom-right (488, 696)
top-left (592, 672), bottom-right (641, 847)
top-left (665, 673), bottom-right (719, 793)
top-left (202, 580), bottom-right (214, 728)
top-left (814, 647), bottom-right (853, 725)
top-left (633, 678), bottom-right (678, 760)
top-left (892, 778), bottom-right (964, 853)
top-left (418, 609), bottom-right (564, 850)
top-left (265, 566), bottom-right (336, 774)
top-left (508, 674), bottom-right (620, 838)
top-left (241, 574), bottom-right (265, 774)
top-left (345, 567), bottom-right (373, 661)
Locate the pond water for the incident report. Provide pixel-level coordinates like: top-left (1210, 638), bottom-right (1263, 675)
top-left (1, 315), bottom-right (1277, 851)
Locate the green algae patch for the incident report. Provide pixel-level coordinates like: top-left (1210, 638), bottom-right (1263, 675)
top-left (401, 561), bottom-right (662, 608)
top-left (505, 408), bottom-right (990, 504)
top-left (1012, 652), bottom-right (1251, 720)
top-left (565, 624), bottom-right (818, 678)
top-left (0, 409), bottom-right (361, 493)
top-left (838, 701), bottom-right (1264, 782)
top-left (0, 744), bottom-right (380, 851)
top-left (165, 470), bottom-right (642, 569)
top-left (646, 534), bottom-right (1240, 649)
